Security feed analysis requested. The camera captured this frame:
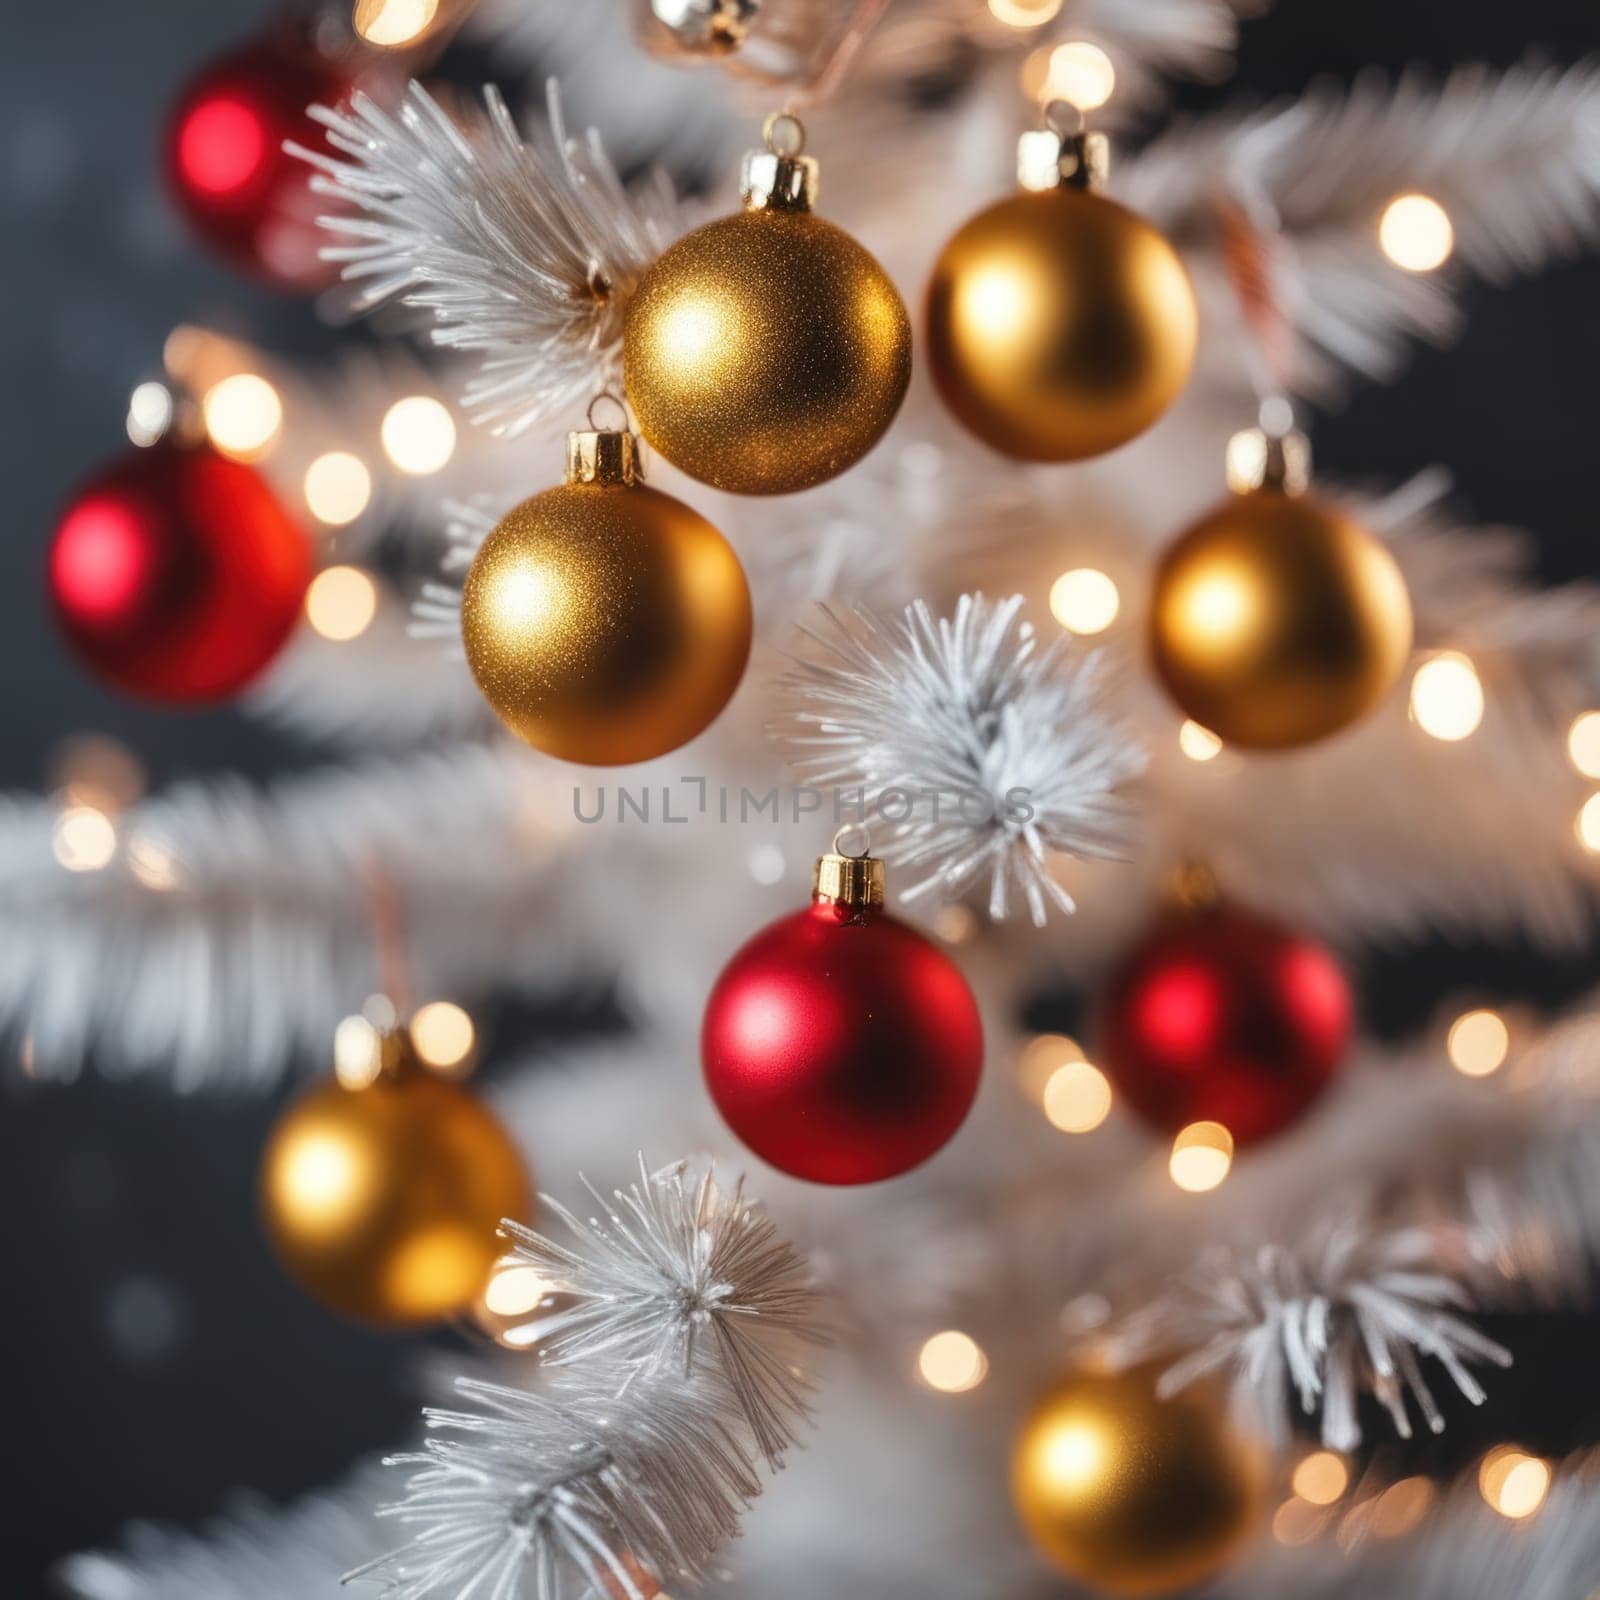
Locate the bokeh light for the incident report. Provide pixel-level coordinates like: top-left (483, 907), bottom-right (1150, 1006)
top-left (1169, 1121), bottom-right (1233, 1192)
top-left (1446, 1008), bottom-right (1510, 1078)
top-left (381, 395), bottom-right (457, 475)
top-left (1478, 1447), bottom-right (1550, 1520)
top-left (304, 452), bottom-right (374, 526)
top-left (125, 382), bottom-right (173, 447)
top-left (354, 0), bottom-right (441, 47)
top-left (306, 566), bottom-right (379, 642)
top-left (1041, 41), bottom-right (1117, 112)
top-left (1567, 711), bottom-right (1600, 778)
top-left (52, 806), bottom-right (117, 872)
top-left (1042, 1060), bottom-right (1113, 1133)
top-left (1578, 793), bottom-right (1600, 853)
top-left (333, 1014), bottom-right (383, 1089)
top-left (988, 0), bottom-right (1062, 25)
top-left (1410, 651), bottom-right (1484, 741)
top-left (1178, 720), bottom-right (1223, 762)
top-left (1293, 1451), bottom-right (1350, 1506)
top-left (1018, 1032), bottom-right (1085, 1103)
top-left (1049, 568), bottom-right (1120, 634)
top-left (203, 373), bottom-right (283, 461)
top-left (1379, 193), bottom-right (1455, 273)
top-left (917, 1330), bottom-right (988, 1393)
top-left (410, 1000), bottom-right (476, 1072)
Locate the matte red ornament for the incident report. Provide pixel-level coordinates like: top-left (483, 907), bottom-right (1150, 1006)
top-left (1098, 900), bottom-right (1351, 1146)
top-left (703, 846), bottom-right (984, 1185)
top-left (163, 32), bottom-right (349, 292)
top-left (50, 438), bottom-right (311, 703)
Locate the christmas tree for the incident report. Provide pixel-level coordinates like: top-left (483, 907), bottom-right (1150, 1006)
top-left (12, 1), bottom-right (1600, 1596)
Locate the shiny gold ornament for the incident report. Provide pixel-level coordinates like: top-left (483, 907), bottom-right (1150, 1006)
top-left (1150, 427), bottom-right (1413, 749)
top-left (460, 414), bottom-right (751, 764)
top-left (260, 1033), bottom-right (529, 1327)
top-left (1012, 1365), bottom-right (1266, 1597)
top-left (926, 127), bottom-right (1197, 461)
top-left (622, 114), bottom-right (911, 495)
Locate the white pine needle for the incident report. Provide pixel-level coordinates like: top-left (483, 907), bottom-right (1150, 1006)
top-left (292, 80), bottom-right (688, 436)
top-left (1111, 1217), bottom-right (1512, 1450)
top-left (775, 594), bottom-right (1144, 925)
top-left (499, 1157), bottom-right (825, 1468)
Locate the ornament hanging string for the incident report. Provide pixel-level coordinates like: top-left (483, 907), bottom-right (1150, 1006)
top-left (1214, 181), bottom-right (1296, 423)
top-left (363, 860), bottom-right (414, 1022)
top-left (794, 0), bottom-right (889, 105)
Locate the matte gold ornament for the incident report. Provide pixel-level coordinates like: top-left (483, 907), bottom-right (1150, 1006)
top-left (926, 127), bottom-right (1197, 461)
top-left (1012, 1364), bottom-right (1266, 1597)
top-left (622, 114), bottom-right (911, 495)
top-left (1150, 426), bottom-right (1413, 749)
top-left (260, 1031), bottom-right (529, 1327)
top-left (460, 412), bottom-right (752, 764)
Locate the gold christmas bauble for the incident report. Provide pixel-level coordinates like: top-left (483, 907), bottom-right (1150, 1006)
top-left (1012, 1366), bottom-right (1265, 1597)
top-left (622, 207), bottom-right (912, 495)
top-left (260, 1065), bottom-right (529, 1327)
top-left (1150, 488), bottom-right (1413, 749)
top-left (926, 187), bottom-right (1198, 461)
top-left (461, 468), bottom-right (751, 765)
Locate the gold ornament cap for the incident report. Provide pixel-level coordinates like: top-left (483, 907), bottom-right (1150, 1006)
top-left (813, 826), bottom-right (886, 908)
top-left (566, 394), bottom-right (641, 486)
top-left (1018, 125), bottom-right (1110, 193)
top-left (648, 0), bottom-right (759, 54)
top-left (743, 111), bottom-right (818, 213)
top-left (1226, 416), bottom-right (1312, 497)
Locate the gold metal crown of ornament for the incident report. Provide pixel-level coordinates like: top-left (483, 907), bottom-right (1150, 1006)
top-left (566, 392), bottom-right (642, 487)
top-left (1018, 102), bottom-right (1110, 193)
top-left (742, 110), bottom-right (819, 212)
top-left (813, 825), bottom-right (885, 909)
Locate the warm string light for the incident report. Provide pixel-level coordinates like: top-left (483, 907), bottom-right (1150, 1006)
top-left (1024, 41), bottom-right (1117, 112)
top-left (125, 382), bottom-right (173, 447)
top-left (381, 395), bottom-right (457, 475)
top-left (1042, 1059), bottom-right (1113, 1133)
top-left (934, 903), bottom-right (977, 944)
top-left (1478, 1446), bottom-right (1551, 1520)
top-left (1049, 568), bottom-right (1120, 635)
top-left (1018, 1032), bottom-right (1084, 1103)
top-left (1566, 711), bottom-right (1600, 777)
top-left (1409, 651), bottom-right (1484, 741)
top-left (202, 372), bottom-right (283, 460)
top-left (1379, 193), bottom-right (1456, 273)
top-left (988, 0), bottom-right (1062, 26)
top-left (1446, 1008), bottom-right (1510, 1078)
top-left (354, 0), bottom-right (440, 47)
top-left (1577, 793), bottom-right (1600, 854)
top-left (1169, 1121), bottom-right (1233, 1191)
top-left (305, 566), bottom-right (380, 643)
top-left (52, 805), bottom-right (118, 872)
top-left (1369, 1476), bottom-right (1434, 1538)
top-left (1178, 720), bottom-right (1223, 762)
top-left (333, 1014), bottom-right (383, 1089)
top-left (409, 1000), bottom-right (476, 1073)
top-left (304, 452), bottom-right (374, 526)
top-left (126, 833), bottom-right (180, 892)
top-left (917, 1330), bottom-right (988, 1393)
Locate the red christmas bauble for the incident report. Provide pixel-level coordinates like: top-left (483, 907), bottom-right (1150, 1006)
top-left (50, 438), bottom-right (311, 703)
top-left (703, 882), bottom-right (984, 1186)
top-left (1098, 902), bottom-right (1351, 1146)
top-left (163, 33), bottom-right (349, 292)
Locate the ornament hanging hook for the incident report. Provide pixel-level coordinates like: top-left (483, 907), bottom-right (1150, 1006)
top-left (831, 823), bottom-right (872, 859)
top-left (763, 109), bottom-right (807, 157)
top-left (1044, 98), bottom-right (1086, 139)
top-left (586, 391), bottom-right (631, 433)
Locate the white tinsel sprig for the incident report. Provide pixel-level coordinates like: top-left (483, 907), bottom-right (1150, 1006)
top-left (292, 80), bottom-right (688, 436)
top-left (1108, 1217), bottom-right (1512, 1451)
top-left (354, 1374), bottom-right (760, 1600)
top-left (774, 594), bottom-right (1144, 925)
top-left (499, 1157), bottom-right (826, 1468)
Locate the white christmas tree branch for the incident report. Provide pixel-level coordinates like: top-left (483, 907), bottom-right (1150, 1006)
top-left (0, 742), bottom-right (580, 1090)
top-left (1108, 1215), bottom-right (1512, 1451)
top-left (292, 79), bottom-right (689, 436)
top-left (773, 594), bottom-right (1146, 925)
top-left (498, 1157), bottom-right (826, 1470)
top-left (1127, 58), bottom-right (1600, 390)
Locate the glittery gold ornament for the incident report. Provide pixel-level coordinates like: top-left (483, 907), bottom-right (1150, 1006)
top-left (1150, 427), bottom-right (1413, 749)
top-left (260, 1030), bottom-right (529, 1327)
top-left (622, 113), bottom-right (911, 495)
top-left (926, 127), bottom-right (1197, 461)
top-left (460, 412), bottom-right (751, 765)
top-left (1012, 1364), bottom-right (1266, 1597)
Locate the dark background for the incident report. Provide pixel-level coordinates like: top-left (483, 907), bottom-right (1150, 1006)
top-left (2, 1), bottom-right (1598, 1594)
